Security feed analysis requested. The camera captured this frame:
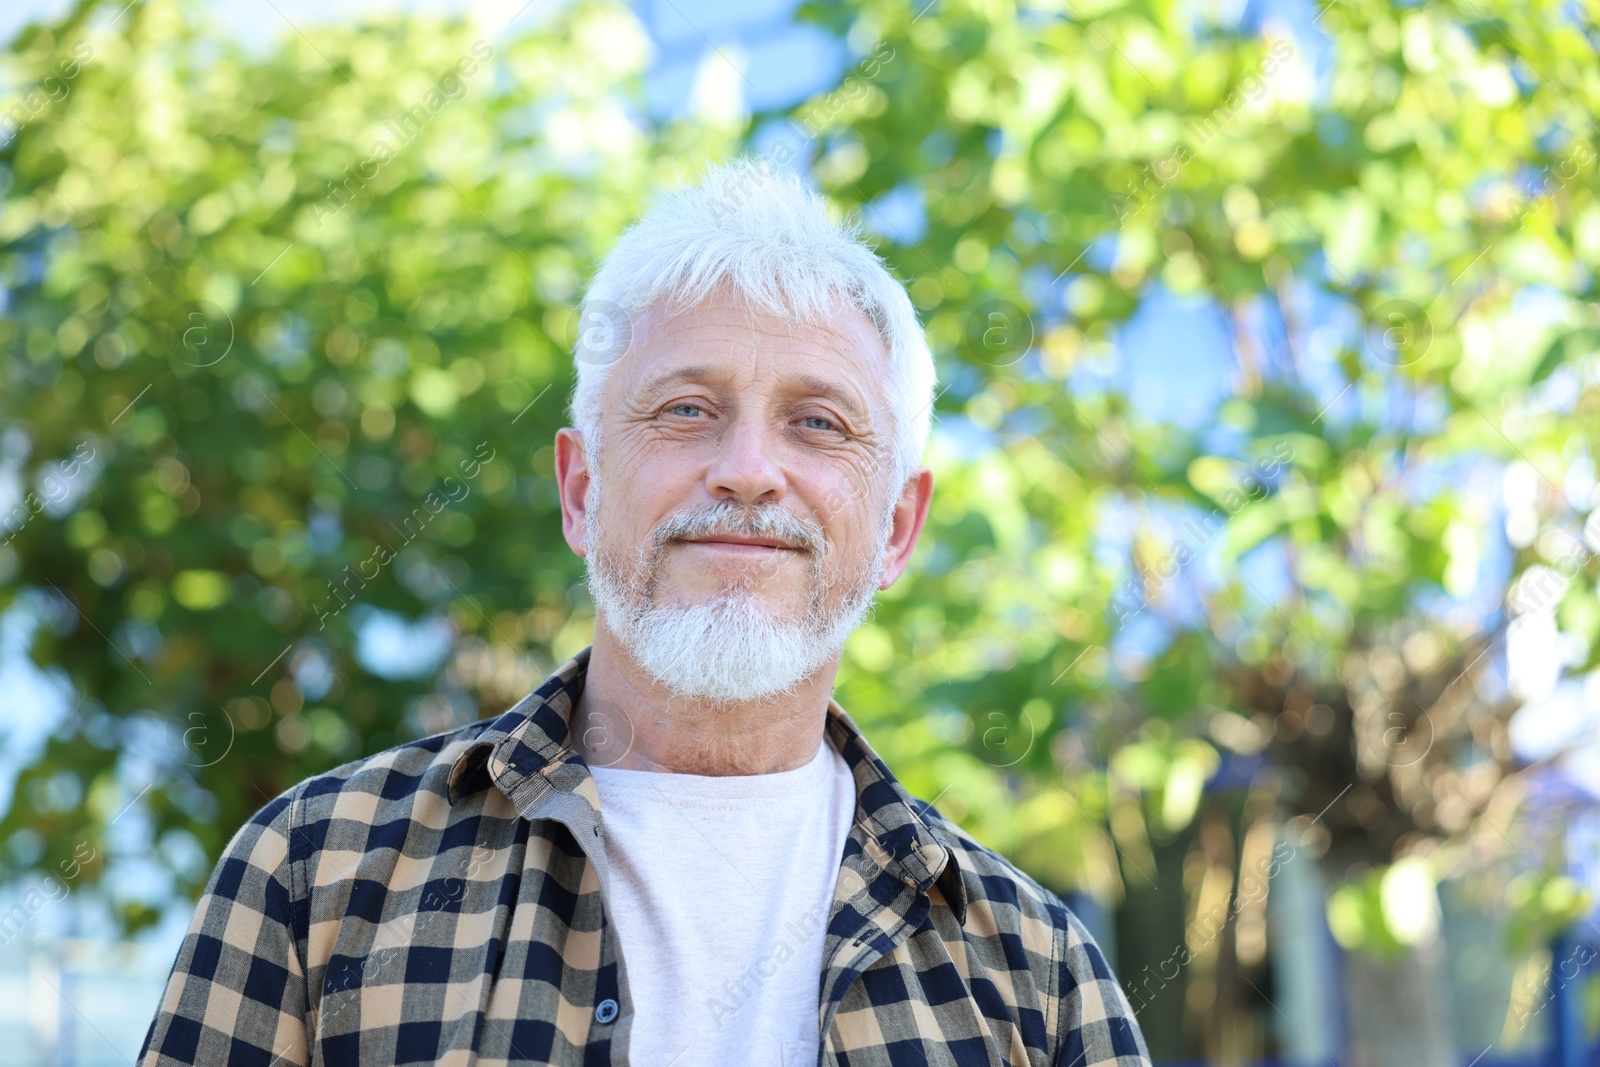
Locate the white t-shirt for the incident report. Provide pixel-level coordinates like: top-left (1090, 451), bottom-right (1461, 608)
top-left (589, 737), bottom-right (856, 1067)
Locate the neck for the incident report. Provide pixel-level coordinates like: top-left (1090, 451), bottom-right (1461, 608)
top-left (570, 626), bottom-right (839, 775)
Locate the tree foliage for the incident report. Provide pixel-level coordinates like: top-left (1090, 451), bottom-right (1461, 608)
top-left (3, 0), bottom-right (1598, 1057)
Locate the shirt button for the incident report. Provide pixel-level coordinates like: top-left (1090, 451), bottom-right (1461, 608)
top-left (595, 999), bottom-right (619, 1024)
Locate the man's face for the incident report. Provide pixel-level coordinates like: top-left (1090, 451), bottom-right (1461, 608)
top-left (556, 285), bottom-right (929, 702)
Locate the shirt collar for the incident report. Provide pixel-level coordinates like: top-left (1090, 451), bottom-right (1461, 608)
top-left (447, 645), bottom-right (966, 922)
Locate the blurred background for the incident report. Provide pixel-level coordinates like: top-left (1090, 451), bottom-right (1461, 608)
top-left (2, 0), bottom-right (1599, 1063)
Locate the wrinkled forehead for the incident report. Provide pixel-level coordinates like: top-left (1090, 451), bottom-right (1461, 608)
top-left (604, 287), bottom-right (893, 421)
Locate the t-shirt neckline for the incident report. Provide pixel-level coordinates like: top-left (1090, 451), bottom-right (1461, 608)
top-left (588, 737), bottom-right (839, 802)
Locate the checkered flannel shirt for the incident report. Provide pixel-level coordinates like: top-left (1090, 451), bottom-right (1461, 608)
top-left (139, 647), bottom-right (1151, 1067)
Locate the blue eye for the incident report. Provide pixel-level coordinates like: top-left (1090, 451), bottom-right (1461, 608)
top-left (804, 415), bottom-right (835, 431)
top-left (670, 404), bottom-right (703, 417)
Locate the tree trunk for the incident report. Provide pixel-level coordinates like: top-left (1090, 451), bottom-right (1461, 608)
top-left (1342, 935), bottom-right (1459, 1067)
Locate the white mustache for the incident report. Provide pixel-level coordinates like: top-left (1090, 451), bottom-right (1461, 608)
top-left (652, 501), bottom-right (823, 555)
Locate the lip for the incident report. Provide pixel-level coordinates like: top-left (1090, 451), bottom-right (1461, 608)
top-left (680, 537), bottom-right (800, 553)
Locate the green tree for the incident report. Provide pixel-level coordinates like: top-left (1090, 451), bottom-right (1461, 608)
top-left (802, 0), bottom-right (1599, 1059)
top-left (0, 0), bottom-right (731, 925)
top-left (4, 0), bottom-right (1599, 1061)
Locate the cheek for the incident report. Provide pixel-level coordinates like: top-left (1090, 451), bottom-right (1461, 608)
top-left (613, 429), bottom-right (702, 489)
top-left (810, 488), bottom-right (876, 560)
top-left (595, 460), bottom-right (681, 546)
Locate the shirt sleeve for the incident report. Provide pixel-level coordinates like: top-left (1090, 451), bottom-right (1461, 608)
top-left (138, 788), bottom-right (311, 1067)
top-left (1053, 908), bottom-right (1153, 1067)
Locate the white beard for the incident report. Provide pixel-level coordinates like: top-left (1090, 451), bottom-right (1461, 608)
top-left (583, 485), bottom-right (894, 706)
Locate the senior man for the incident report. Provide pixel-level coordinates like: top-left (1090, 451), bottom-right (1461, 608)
top-left (139, 160), bottom-right (1151, 1067)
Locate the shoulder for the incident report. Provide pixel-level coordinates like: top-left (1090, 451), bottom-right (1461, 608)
top-left (910, 796), bottom-right (1076, 935)
top-left (910, 799), bottom-right (1151, 1067)
top-left (225, 715), bottom-right (507, 873)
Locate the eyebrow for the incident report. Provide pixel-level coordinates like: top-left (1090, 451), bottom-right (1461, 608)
top-left (633, 364), bottom-right (872, 423)
top-left (791, 373), bottom-right (870, 423)
top-left (633, 364), bottom-right (720, 403)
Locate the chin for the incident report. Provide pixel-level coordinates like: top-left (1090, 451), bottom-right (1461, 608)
top-left (664, 573), bottom-right (804, 611)
top-left (678, 584), bottom-right (809, 626)
top-left (626, 602), bottom-right (837, 705)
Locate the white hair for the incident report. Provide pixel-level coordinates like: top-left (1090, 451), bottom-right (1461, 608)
top-left (567, 158), bottom-right (937, 491)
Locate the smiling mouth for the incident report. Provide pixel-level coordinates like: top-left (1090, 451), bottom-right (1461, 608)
top-left (680, 537), bottom-right (801, 553)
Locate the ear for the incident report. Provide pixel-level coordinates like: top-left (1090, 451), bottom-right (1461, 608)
top-left (555, 427), bottom-right (592, 558)
top-left (878, 466), bottom-right (933, 590)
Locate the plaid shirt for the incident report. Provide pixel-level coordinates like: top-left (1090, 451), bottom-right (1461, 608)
top-left (139, 647), bottom-right (1151, 1067)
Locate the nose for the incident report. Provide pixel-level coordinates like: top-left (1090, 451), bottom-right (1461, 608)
top-left (705, 412), bottom-right (786, 506)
